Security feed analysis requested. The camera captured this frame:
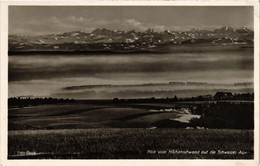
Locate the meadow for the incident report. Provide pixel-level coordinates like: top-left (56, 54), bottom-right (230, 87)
top-left (8, 102), bottom-right (190, 130)
top-left (8, 128), bottom-right (253, 159)
top-left (8, 101), bottom-right (254, 159)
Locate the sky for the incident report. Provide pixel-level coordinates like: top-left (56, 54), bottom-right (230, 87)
top-left (9, 6), bottom-right (254, 35)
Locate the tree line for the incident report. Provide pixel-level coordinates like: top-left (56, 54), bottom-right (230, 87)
top-left (189, 102), bottom-right (254, 129)
top-left (112, 92), bottom-right (254, 103)
top-left (8, 97), bottom-right (75, 107)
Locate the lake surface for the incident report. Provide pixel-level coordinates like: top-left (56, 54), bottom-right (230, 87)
top-left (9, 48), bottom-right (254, 99)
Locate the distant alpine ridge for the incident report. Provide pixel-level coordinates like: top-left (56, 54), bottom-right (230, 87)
top-left (9, 26), bottom-right (254, 53)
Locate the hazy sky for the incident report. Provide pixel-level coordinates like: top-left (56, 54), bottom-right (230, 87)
top-left (9, 6), bottom-right (254, 35)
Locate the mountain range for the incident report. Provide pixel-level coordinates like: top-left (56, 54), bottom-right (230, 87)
top-left (9, 26), bottom-right (254, 53)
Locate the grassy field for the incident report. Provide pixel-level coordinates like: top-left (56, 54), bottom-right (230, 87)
top-left (8, 102), bottom-right (254, 159)
top-left (8, 128), bottom-right (253, 159)
top-left (8, 103), bottom-right (186, 130)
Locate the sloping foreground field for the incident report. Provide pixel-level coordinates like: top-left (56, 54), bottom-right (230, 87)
top-left (9, 129), bottom-right (253, 159)
top-left (8, 103), bottom-right (192, 130)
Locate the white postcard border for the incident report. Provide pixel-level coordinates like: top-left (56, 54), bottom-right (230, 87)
top-left (1, 1), bottom-right (259, 166)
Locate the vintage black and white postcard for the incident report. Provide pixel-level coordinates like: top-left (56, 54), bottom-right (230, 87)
top-left (1, 1), bottom-right (259, 166)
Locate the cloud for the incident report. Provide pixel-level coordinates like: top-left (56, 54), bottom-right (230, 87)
top-left (123, 19), bottom-right (147, 31)
top-left (10, 15), bottom-right (225, 36)
top-left (9, 50), bottom-right (253, 82)
top-left (9, 18), bottom-right (161, 35)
